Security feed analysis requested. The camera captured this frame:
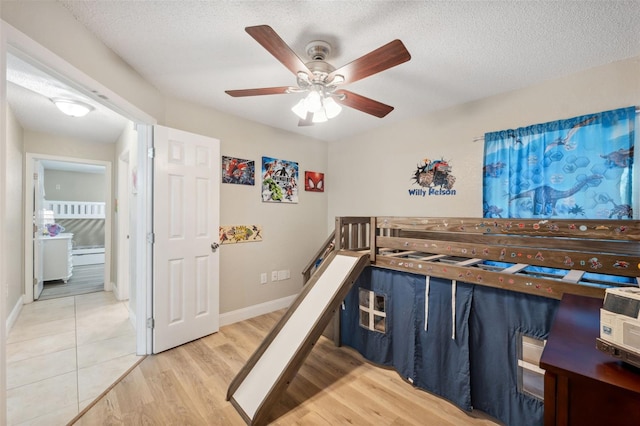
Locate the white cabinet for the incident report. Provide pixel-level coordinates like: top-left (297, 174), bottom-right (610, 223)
top-left (41, 233), bottom-right (73, 282)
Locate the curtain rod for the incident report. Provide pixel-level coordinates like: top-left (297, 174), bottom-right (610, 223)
top-left (473, 106), bottom-right (640, 142)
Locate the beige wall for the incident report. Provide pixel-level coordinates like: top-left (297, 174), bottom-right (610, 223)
top-left (164, 97), bottom-right (328, 313)
top-left (328, 56), bottom-right (640, 227)
top-left (5, 105), bottom-right (23, 314)
top-left (23, 130), bottom-right (116, 162)
top-left (43, 170), bottom-right (106, 202)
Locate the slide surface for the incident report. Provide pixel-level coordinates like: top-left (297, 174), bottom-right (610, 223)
top-left (227, 251), bottom-right (369, 426)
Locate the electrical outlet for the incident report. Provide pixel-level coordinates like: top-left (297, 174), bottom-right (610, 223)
top-left (278, 269), bottom-right (291, 281)
top-left (277, 269), bottom-right (291, 280)
top-left (271, 271), bottom-right (278, 281)
top-left (260, 273), bottom-right (267, 284)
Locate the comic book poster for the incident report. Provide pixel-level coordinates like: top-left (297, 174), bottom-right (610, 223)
top-left (222, 156), bottom-right (255, 185)
top-left (304, 171), bottom-right (324, 192)
top-left (261, 156), bottom-right (298, 203)
top-left (219, 225), bottom-right (262, 244)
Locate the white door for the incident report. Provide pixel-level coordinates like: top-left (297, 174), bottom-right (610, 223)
top-left (152, 126), bottom-right (220, 353)
top-left (33, 160), bottom-right (46, 300)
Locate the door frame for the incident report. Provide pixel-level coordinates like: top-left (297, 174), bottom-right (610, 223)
top-left (23, 154), bottom-right (112, 303)
top-left (116, 150), bottom-right (131, 302)
top-left (3, 21), bottom-right (157, 354)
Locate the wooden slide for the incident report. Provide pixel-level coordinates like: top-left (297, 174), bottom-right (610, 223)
top-left (226, 250), bottom-right (370, 426)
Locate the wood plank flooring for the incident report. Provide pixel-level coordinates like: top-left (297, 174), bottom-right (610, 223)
top-left (40, 264), bottom-right (104, 300)
top-left (73, 310), bottom-right (501, 425)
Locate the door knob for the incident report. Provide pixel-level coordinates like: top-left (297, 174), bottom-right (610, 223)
top-left (211, 242), bottom-right (220, 252)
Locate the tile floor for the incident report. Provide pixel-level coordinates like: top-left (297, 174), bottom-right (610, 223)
top-left (6, 291), bottom-right (143, 425)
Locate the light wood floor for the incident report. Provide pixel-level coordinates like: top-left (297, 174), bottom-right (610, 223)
top-left (73, 310), bottom-right (501, 425)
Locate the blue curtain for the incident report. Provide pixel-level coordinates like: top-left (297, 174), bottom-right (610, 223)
top-left (483, 107), bottom-right (635, 219)
top-left (341, 269), bottom-right (473, 410)
top-left (414, 278), bottom-right (474, 411)
top-left (469, 286), bottom-right (559, 426)
top-left (340, 269), bottom-right (560, 425)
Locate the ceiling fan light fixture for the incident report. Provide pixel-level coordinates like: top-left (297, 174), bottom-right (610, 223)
top-left (291, 99), bottom-right (308, 120)
top-left (312, 108), bottom-right (328, 123)
top-left (324, 97), bottom-right (342, 119)
top-left (303, 90), bottom-right (322, 113)
top-left (51, 98), bottom-right (94, 117)
top-left (329, 74), bottom-right (345, 85)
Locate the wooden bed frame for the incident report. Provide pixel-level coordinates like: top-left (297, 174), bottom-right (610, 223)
top-left (44, 200), bottom-right (106, 219)
top-left (229, 216), bottom-right (638, 425)
top-left (307, 216), bottom-right (640, 301)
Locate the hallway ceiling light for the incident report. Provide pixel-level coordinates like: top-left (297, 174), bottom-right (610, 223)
top-left (51, 98), bottom-right (95, 117)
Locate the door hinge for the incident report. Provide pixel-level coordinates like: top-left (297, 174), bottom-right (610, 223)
top-left (33, 278), bottom-right (37, 286)
top-left (147, 318), bottom-right (155, 329)
top-left (33, 172), bottom-right (38, 180)
top-left (147, 232), bottom-right (155, 244)
top-left (148, 147), bottom-right (155, 158)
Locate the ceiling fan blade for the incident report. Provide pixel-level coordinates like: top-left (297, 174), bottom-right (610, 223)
top-left (328, 40), bottom-right (411, 85)
top-left (335, 90), bottom-right (394, 118)
top-left (245, 25), bottom-right (313, 79)
top-left (225, 87), bottom-right (293, 97)
top-left (298, 112), bottom-right (314, 127)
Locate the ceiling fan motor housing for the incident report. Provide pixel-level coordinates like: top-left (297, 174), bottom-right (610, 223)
top-left (306, 40), bottom-right (331, 61)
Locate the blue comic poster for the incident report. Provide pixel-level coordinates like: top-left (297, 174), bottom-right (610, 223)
top-left (261, 156), bottom-right (298, 203)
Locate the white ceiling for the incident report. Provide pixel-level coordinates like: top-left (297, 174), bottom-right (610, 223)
top-left (7, 53), bottom-right (129, 144)
top-left (7, 1), bottom-right (640, 143)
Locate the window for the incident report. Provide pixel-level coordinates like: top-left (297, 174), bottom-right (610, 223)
top-left (359, 289), bottom-right (386, 333)
top-left (517, 334), bottom-right (546, 400)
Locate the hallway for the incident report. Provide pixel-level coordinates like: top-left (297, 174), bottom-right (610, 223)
top-left (6, 291), bottom-right (142, 425)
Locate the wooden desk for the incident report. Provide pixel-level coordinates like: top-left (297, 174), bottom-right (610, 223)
top-left (540, 293), bottom-right (640, 426)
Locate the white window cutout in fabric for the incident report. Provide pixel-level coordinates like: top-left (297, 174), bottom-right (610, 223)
top-left (359, 289), bottom-right (386, 333)
top-left (517, 334), bottom-right (547, 400)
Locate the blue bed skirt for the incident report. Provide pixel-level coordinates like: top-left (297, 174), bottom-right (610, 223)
top-left (340, 267), bottom-right (559, 426)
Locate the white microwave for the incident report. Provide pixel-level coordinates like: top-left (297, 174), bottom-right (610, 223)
top-left (599, 287), bottom-right (640, 361)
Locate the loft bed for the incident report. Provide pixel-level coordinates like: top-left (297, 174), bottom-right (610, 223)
top-left (231, 217), bottom-right (638, 425)
top-left (231, 218), bottom-right (639, 425)
top-left (44, 200), bottom-right (106, 266)
top-left (297, 216), bottom-right (639, 426)
top-left (319, 216), bottom-right (640, 300)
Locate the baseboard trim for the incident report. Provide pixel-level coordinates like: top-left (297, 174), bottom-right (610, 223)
top-left (6, 295), bottom-right (24, 334)
top-left (220, 294), bottom-right (296, 327)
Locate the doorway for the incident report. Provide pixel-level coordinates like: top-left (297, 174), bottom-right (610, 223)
top-left (4, 30), bottom-right (154, 425)
top-left (24, 154), bottom-right (112, 304)
top-left (34, 158), bottom-right (108, 301)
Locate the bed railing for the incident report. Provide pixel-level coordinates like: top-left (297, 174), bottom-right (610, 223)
top-left (333, 216), bottom-right (640, 300)
top-left (301, 232), bottom-right (335, 285)
top-left (44, 200), bottom-right (106, 219)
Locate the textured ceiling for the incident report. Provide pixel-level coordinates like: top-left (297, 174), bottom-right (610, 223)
top-left (7, 1), bottom-right (640, 143)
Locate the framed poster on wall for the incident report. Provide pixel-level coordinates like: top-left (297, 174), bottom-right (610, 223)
top-left (261, 156), bottom-right (298, 203)
top-left (222, 156), bottom-right (255, 185)
top-left (305, 171), bottom-right (324, 192)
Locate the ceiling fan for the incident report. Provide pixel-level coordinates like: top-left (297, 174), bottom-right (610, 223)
top-left (225, 25), bottom-right (411, 126)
